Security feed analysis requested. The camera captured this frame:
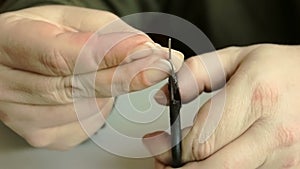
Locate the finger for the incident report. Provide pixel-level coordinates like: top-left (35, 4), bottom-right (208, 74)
top-left (0, 98), bottom-right (113, 128)
top-left (0, 16), bottom-right (154, 75)
top-left (179, 121), bottom-right (272, 169)
top-left (155, 159), bottom-right (169, 169)
top-left (0, 66), bottom-right (72, 104)
top-left (155, 45), bottom-right (258, 104)
top-left (73, 48), bottom-right (184, 97)
top-left (143, 131), bottom-right (172, 164)
top-left (17, 5), bottom-right (157, 72)
top-left (0, 48), bottom-right (183, 104)
top-left (146, 70), bottom-right (264, 165)
top-left (143, 128), bottom-right (191, 165)
top-left (1, 9), bottom-right (173, 76)
top-left (45, 99), bottom-right (113, 150)
top-left (20, 5), bottom-right (122, 32)
top-left (31, 5), bottom-right (159, 71)
top-left (10, 97), bottom-right (113, 150)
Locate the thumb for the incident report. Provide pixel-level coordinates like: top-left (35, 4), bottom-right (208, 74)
top-left (147, 47), bottom-right (268, 164)
top-left (146, 87), bottom-right (273, 169)
top-left (144, 90), bottom-right (254, 166)
top-left (144, 61), bottom-right (264, 166)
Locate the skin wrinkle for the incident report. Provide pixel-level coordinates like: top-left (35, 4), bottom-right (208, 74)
top-left (282, 155), bottom-right (300, 169)
top-left (250, 81), bottom-right (280, 120)
top-left (189, 104), bottom-right (216, 161)
top-left (193, 134), bottom-right (215, 161)
top-left (101, 34), bottom-right (151, 70)
top-left (5, 20), bottom-right (62, 74)
top-left (43, 48), bottom-right (70, 75)
top-left (17, 10), bottom-right (73, 32)
top-left (56, 76), bottom-right (73, 103)
top-left (251, 119), bottom-right (271, 166)
top-left (62, 76), bottom-right (73, 100)
top-left (189, 67), bottom-right (259, 165)
top-left (127, 56), bottom-right (166, 91)
top-left (276, 124), bottom-right (299, 149)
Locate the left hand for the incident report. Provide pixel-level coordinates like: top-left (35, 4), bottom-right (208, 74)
top-left (144, 44), bottom-right (300, 169)
top-left (0, 5), bottom-right (184, 150)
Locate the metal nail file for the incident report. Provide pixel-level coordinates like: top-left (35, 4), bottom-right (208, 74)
top-left (168, 38), bottom-right (183, 168)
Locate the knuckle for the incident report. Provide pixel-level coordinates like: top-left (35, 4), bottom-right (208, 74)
top-left (192, 139), bottom-right (215, 160)
top-left (275, 124), bottom-right (300, 148)
top-left (40, 48), bottom-right (72, 75)
top-left (130, 70), bottom-right (150, 90)
top-left (190, 127), bottom-right (216, 160)
top-left (217, 46), bottom-right (241, 61)
top-left (282, 156), bottom-right (300, 169)
top-left (184, 56), bottom-right (207, 89)
top-left (40, 77), bottom-right (73, 104)
top-left (24, 128), bottom-right (81, 151)
top-left (101, 11), bottom-right (119, 20)
top-left (252, 44), bottom-right (277, 54)
top-left (72, 74), bottom-right (91, 97)
top-left (250, 82), bottom-right (280, 118)
top-left (185, 57), bottom-right (201, 73)
top-left (0, 12), bottom-right (21, 24)
top-left (60, 76), bottom-right (73, 101)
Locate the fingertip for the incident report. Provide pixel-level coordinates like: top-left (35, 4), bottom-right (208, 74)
top-left (143, 131), bottom-right (172, 164)
top-left (160, 47), bottom-right (184, 69)
top-left (127, 41), bottom-right (156, 59)
top-left (176, 61), bottom-right (202, 103)
top-left (154, 86), bottom-right (169, 105)
top-left (143, 131), bottom-right (166, 139)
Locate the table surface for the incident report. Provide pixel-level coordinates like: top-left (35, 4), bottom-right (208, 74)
top-left (0, 82), bottom-right (210, 169)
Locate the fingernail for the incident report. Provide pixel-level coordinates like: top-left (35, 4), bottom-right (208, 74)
top-left (126, 42), bottom-right (184, 69)
top-left (143, 131), bottom-right (165, 139)
top-left (127, 42), bottom-right (158, 61)
top-left (163, 48), bottom-right (185, 72)
top-left (154, 43), bottom-right (162, 47)
top-left (143, 59), bottom-right (171, 85)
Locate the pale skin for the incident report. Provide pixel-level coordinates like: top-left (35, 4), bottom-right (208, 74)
top-left (144, 45), bottom-right (300, 169)
top-left (1, 4), bottom-right (299, 169)
top-left (0, 5), bottom-right (183, 150)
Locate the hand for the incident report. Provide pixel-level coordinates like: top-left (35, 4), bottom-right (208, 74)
top-left (0, 5), bottom-right (184, 150)
top-left (144, 44), bottom-right (300, 168)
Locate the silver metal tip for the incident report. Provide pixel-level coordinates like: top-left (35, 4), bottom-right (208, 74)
top-left (168, 38), bottom-right (172, 60)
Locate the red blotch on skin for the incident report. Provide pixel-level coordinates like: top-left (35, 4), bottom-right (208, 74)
top-left (250, 83), bottom-right (280, 118)
top-left (251, 84), bottom-right (279, 104)
top-left (282, 156), bottom-right (300, 169)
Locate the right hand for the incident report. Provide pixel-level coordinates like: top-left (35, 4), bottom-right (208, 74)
top-left (0, 5), bottom-right (184, 150)
top-left (145, 44), bottom-right (300, 169)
